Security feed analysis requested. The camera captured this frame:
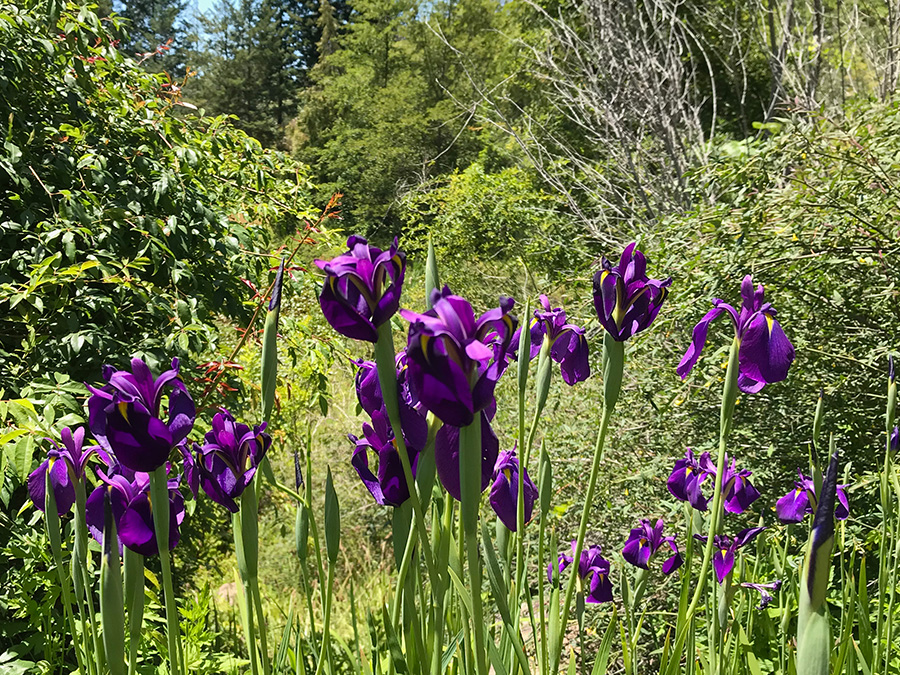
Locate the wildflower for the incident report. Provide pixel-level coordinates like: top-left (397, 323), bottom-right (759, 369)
top-left (489, 449), bottom-right (538, 531)
top-left (194, 409), bottom-right (272, 513)
top-left (667, 450), bottom-right (760, 514)
top-left (549, 541), bottom-right (613, 603)
top-left (85, 460), bottom-right (185, 556)
top-left (775, 469), bottom-right (849, 524)
top-left (400, 286), bottom-right (516, 428)
top-left (87, 357), bottom-right (195, 473)
top-left (434, 412), bottom-right (499, 501)
top-left (666, 448), bottom-right (710, 511)
top-left (28, 426), bottom-right (103, 516)
top-left (741, 580), bottom-right (782, 609)
top-left (695, 526), bottom-right (766, 584)
top-left (677, 275), bottom-right (795, 393)
top-left (513, 294), bottom-right (590, 384)
top-left (315, 236), bottom-right (405, 342)
top-left (622, 519), bottom-right (683, 574)
top-left (592, 243), bottom-right (672, 342)
top-left (350, 405), bottom-right (427, 508)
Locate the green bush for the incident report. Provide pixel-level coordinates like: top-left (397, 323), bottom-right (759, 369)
top-left (0, 0), bottom-right (318, 396)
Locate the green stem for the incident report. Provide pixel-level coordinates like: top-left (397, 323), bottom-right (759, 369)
top-left (430, 493), bottom-right (454, 675)
top-left (149, 467), bottom-right (181, 675)
top-left (667, 338), bottom-right (740, 675)
top-left (45, 474), bottom-right (85, 675)
top-left (100, 501), bottom-right (126, 675)
top-left (73, 483), bottom-right (101, 675)
top-left (459, 419), bottom-right (489, 675)
top-left (123, 548), bottom-right (144, 675)
top-left (251, 577), bottom-right (272, 675)
top-left (233, 507), bottom-right (260, 675)
top-left (552, 415), bottom-right (611, 672)
top-left (374, 322), bottom-right (439, 586)
top-left (313, 560), bottom-right (335, 675)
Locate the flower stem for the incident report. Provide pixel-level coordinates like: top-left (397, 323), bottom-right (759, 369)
top-left (374, 322), bottom-right (439, 586)
top-left (149, 467), bottom-right (181, 675)
top-left (73, 483), bottom-right (101, 675)
top-left (123, 548), bottom-right (144, 675)
top-left (552, 332), bottom-right (623, 673)
top-left (667, 337), bottom-right (740, 674)
top-left (45, 476), bottom-right (85, 675)
top-left (459, 418), bottom-right (489, 675)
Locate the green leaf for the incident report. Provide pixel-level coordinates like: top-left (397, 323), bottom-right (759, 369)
top-left (589, 606), bottom-right (617, 675)
top-left (324, 467), bottom-right (340, 564)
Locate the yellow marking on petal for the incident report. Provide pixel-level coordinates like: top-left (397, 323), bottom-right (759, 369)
top-left (720, 549), bottom-right (728, 556)
top-left (765, 313), bottom-right (775, 335)
top-left (118, 401), bottom-right (130, 424)
top-left (685, 467), bottom-right (692, 476)
top-left (503, 468), bottom-right (512, 482)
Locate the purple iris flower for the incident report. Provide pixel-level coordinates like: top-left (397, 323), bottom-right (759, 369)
top-left (194, 409), bottom-right (272, 513)
top-left (775, 469), bottom-right (849, 524)
top-left (434, 412), bottom-right (499, 501)
top-left (707, 454), bottom-right (763, 515)
top-left (400, 286), bottom-right (517, 428)
top-left (592, 243), bottom-right (672, 342)
top-left (489, 449), bottom-right (538, 531)
top-left (622, 519), bottom-right (683, 575)
top-left (353, 352), bottom-right (420, 416)
top-left (667, 451), bottom-right (759, 514)
top-left (891, 426), bottom-right (898, 453)
top-left (350, 403), bottom-right (427, 508)
top-left (677, 275), bottom-right (795, 393)
top-left (86, 357), bottom-right (195, 473)
top-left (695, 526), bottom-right (766, 584)
top-left (512, 295), bottom-right (590, 385)
top-left (741, 580), bottom-right (782, 609)
top-left (548, 541), bottom-right (613, 603)
top-left (666, 448), bottom-right (710, 511)
top-left (353, 360), bottom-right (382, 416)
top-left (315, 235), bottom-right (406, 343)
top-left (28, 426), bottom-right (103, 516)
top-left (85, 460), bottom-right (185, 556)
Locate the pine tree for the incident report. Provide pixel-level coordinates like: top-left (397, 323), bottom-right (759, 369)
top-left (117, 0), bottom-right (194, 77)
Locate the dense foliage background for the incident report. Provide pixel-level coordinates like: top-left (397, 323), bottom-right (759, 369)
top-left (2, 0), bottom-right (899, 671)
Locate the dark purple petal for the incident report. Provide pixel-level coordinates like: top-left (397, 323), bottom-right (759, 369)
top-left (551, 330), bottom-right (590, 385)
top-left (677, 305), bottom-right (730, 379)
top-left (835, 485), bottom-right (850, 521)
top-left (776, 486), bottom-right (809, 523)
top-left (734, 526), bottom-right (766, 549)
top-left (622, 529), bottom-right (652, 569)
top-left (117, 492), bottom-right (159, 556)
top-left (318, 278), bottom-right (379, 342)
top-left (738, 312), bottom-right (795, 387)
top-left (434, 412), bottom-right (498, 501)
top-left (104, 400), bottom-right (174, 473)
top-left (586, 565), bottom-right (614, 603)
top-left (723, 474), bottom-right (761, 515)
top-left (167, 385), bottom-right (195, 447)
top-left (662, 538), bottom-right (683, 575)
top-left (405, 334), bottom-right (476, 428)
top-left (489, 450), bottom-right (538, 531)
top-left (354, 360), bottom-right (382, 416)
top-left (28, 457), bottom-right (75, 516)
top-left (712, 547), bottom-right (734, 584)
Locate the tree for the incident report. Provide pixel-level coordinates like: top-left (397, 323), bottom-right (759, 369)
top-left (293, 0), bottom-right (518, 233)
top-left (116, 0), bottom-right (194, 77)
